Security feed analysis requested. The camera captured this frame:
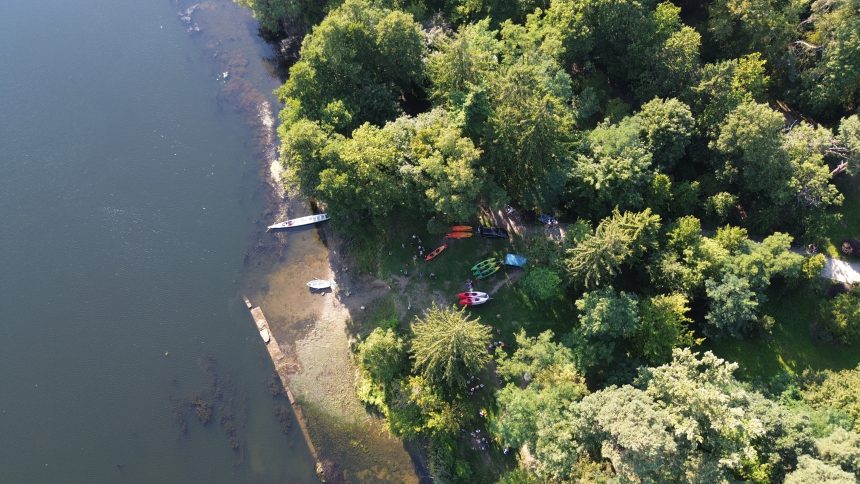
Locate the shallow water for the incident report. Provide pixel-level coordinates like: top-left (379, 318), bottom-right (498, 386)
top-left (0, 0), bottom-right (317, 481)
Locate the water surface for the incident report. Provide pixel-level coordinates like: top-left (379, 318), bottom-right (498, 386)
top-left (0, 0), bottom-right (317, 481)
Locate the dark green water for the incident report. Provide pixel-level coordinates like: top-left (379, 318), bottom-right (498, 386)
top-left (0, 0), bottom-right (317, 481)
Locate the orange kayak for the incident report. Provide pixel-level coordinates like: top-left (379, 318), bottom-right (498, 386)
top-left (445, 232), bottom-right (473, 239)
top-left (451, 225), bottom-right (472, 232)
top-left (425, 244), bottom-right (448, 261)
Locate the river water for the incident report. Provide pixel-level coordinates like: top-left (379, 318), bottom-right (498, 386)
top-left (0, 0), bottom-right (317, 481)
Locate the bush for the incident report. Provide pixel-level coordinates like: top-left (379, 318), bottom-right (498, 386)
top-left (802, 254), bottom-right (827, 281)
top-left (821, 288), bottom-right (860, 344)
top-left (520, 268), bottom-right (563, 300)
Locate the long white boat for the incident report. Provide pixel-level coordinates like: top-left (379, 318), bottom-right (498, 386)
top-left (267, 213), bottom-right (329, 231)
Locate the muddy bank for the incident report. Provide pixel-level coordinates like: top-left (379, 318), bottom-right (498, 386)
top-left (176, 1), bottom-right (419, 481)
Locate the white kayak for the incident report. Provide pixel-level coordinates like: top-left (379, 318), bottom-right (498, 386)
top-left (267, 213), bottom-right (329, 231)
top-left (307, 279), bottom-right (336, 290)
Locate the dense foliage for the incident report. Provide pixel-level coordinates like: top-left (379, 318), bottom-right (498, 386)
top-left (239, 0), bottom-right (860, 481)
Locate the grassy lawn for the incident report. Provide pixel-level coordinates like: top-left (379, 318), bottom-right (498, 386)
top-left (706, 284), bottom-right (860, 383)
top-left (363, 213), bottom-right (576, 342)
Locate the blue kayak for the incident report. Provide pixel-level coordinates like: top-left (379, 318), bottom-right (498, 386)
top-left (505, 254), bottom-right (527, 268)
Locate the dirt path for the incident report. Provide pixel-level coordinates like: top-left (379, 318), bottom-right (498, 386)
top-left (488, 270), bottom-right (524, 295)
top-left (822, 257), bottom-right (860, 284)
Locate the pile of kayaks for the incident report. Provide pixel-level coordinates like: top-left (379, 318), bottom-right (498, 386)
top-left (458, 291), bottom-right (490, 306)
top-left (472, 258), bottom-right (501, 279)
top-left (445, 225), bottom-right (473, 239)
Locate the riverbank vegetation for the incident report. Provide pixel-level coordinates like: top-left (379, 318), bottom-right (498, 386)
top-left (240, 0), bottom-right (860, 481)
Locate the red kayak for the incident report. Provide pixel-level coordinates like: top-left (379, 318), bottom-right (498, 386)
top-left (425, 244), bottom-right (448, 261)
top-left (451, 225), bottom-right (473, 232)
top-left (445, 232), bottom-right (473, 239)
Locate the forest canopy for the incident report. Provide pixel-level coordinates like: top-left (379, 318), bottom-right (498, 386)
top-left (239, 0), bottom-right (860, 481)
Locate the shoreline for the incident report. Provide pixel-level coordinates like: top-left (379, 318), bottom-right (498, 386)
top-left (179, 1), bottom-right (421, 481)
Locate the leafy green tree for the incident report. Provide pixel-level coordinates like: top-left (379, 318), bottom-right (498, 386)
top-left (715, 101), bottom-right (791, 198)
top-left (724, 232), bottom-right (805, 291)
top-left (706, 192), bottom-right (739, 222)
top-left (571, 145), bottom-right (654, 217)
top-left (571, 287), bottom-right (640, 370)
top-left (562, 385), bottom-right (681, 481)
top-left (704, 273), bottom-right (760, 339)
top-left (714, 101), bottom-right (794, 230)
top-left (636, 3), bottom-right (702, 100)
top-left (785, 455), bottom-right (855, 483)
top-left (816, 428), bottom-right (860, 475)
top-left (566, 209), bottom-right (661, 289)
top-left (315, 123), bottom-right (406, 230)
top-left (803, 364), bottom-right (860, 432)
top-left (708, 0), bottom-right (802, 63)
top-left (636, 293), bottom-right (699, 365)
top-left (493, 331), bottom-right (587, 449)
top-left (692, 54), bottom-right (769, 138)
top-left (837, 115), bottom-right (860, 175)
top-left (410, 304), bottom-right (492, 393)
top-left (356, 328), bottom-right (406, 409)
top-left (523, 349), bottom-right (858, 482)
top-left (425, 19), bottom-right (502, 107)
top-left (276, 0), bottom-right (425, 133)
top-left (636, 97), bottom-right (694, 170)
top-left (392, 109), bottom-right (487, 222)
top-left (484, 56), bottom-right (575, 208)
top-left (796, 0), bottom-right (860, 116)
top-left (822, 288), bottom-right (860, 344)
top-left (235, 0), bottom-right (327, 33)
top-left (358, 328), bottom-right (406, 383)
top-left (519, 267), bottom-right (563, 300)
top-left (278, 118), bottom-right (333, 196)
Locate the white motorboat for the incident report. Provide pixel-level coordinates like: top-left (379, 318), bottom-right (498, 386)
top-left (307, 279), bottom-right (336, 290)
top-left (267, 213), bottom-right (329, 231)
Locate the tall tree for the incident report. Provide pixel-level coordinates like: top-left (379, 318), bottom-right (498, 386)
top-left (493, 331), bottom-right (588, 449)
top-left (708, 0), bottom-right (802, 64)
top-left (571, 287), bottom-right (640, 371)
top-left (566, 209), bottom-right (661, 289)
top-left (410, 304), bottom-right (492, 393)
top-left (636, 97), bottom-right (695, 171)
top-left (704, 273), bottom-right (760, 339)
top-left (392, 109), bottom-right (487, 222)
top-left (795, 0), bottom-right (860, 117)
top-left (484, 55), bottom-right (575, 209)
top-left (425, 19), bottom-right (502, 107)
top-left (636, 293), bottom-right (699, 365)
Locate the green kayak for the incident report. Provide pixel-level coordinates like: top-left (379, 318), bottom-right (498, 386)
top-left (471, 258), bottom-right (498, 273)
top-left (474, 264), bottom-right (500, 279)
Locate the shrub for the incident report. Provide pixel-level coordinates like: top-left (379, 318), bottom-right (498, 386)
top-left (821, 288), bottom-right (860, 344)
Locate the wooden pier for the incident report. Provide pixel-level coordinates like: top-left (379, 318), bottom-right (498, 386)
top-left (242, 296), bottom-right (323, 478)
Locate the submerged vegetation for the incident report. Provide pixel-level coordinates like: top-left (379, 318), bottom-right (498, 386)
top-left (238, 0), bottom-right (860, 481)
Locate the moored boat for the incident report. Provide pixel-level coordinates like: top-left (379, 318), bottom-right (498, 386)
top-left (306, 279), bottom-right (336, 290)
top-left (267, 213), bottom-right (329, 231)
top-left (451, 225), bottom-right (473, 232)
top-left (458, 291), bottom-right (488, 299)
top-left (445, 231), bottom-right (473, 239)
top-left (425, 244), bottom-right (448, 261)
